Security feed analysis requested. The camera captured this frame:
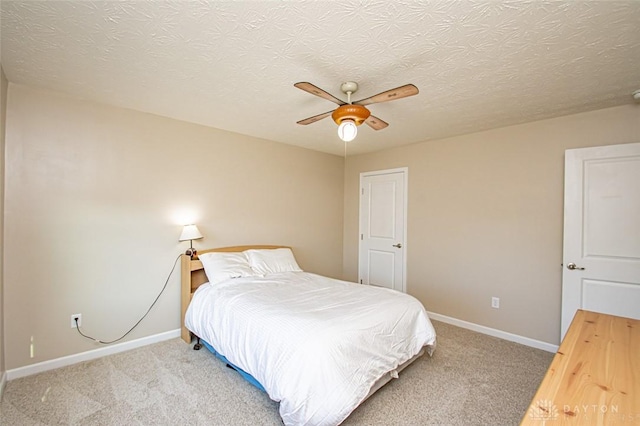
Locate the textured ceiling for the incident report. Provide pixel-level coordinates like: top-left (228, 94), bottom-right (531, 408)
top-left (1, 1), bottom-right (639, 156)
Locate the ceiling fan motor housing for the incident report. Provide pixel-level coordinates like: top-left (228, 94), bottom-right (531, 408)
top-left (332, 104), bottom-right (371, 125)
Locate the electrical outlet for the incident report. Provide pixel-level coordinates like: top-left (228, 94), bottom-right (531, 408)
top-left (71, 313), bottom-right (82, 328)
top-left (491, 297), bottom-right (500, 309)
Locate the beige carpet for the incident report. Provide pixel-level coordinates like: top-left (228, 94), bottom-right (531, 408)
top-left (0, 320), bottom-right (553, 425)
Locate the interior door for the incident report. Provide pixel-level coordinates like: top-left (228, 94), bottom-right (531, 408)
top-left (561, 142), bottom-right (640, 339)
top-left (359, 168), bottom-right (407, 292)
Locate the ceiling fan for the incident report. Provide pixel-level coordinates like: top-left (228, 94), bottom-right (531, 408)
top-left (294, 81), bottom-right (419, 142)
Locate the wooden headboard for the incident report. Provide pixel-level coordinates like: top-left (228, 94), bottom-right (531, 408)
top-left (180, 245), bottom-right (289, 343)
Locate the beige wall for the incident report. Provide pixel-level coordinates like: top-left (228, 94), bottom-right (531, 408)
top-left (344, 105), bottom-right (640, 345)
top-left (0, 66), bottom-right (7, 381)
top-left (3, 84), bottom-right (344, 370)
top-left (3, 79), bottom-right (638, 370)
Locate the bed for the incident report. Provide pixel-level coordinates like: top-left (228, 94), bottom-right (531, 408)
top-left (181, 245), bottom-right (437, 426)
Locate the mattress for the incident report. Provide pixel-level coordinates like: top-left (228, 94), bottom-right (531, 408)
top-left (185, 271), bottom-right (436, 426)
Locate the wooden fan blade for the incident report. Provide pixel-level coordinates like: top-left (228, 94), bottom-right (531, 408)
top-left (294, 82), bottom-right (346, 106)
top-left (364, 115), bottom-right (389, 130)
top-left (296, 110), bottom-right (334, 125)
top-left (354, 84), bottom-right (419, 106)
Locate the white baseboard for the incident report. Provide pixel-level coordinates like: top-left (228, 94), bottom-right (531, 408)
top-left (6, 329), bottom-right (181, 381)
top-left (5, 316), bottom-right (556, 381)
top-left (427, 311), bottom-right (558, 353)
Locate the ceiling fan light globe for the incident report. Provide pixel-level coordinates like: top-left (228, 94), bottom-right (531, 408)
top-left (338, 120), bottom-right (358, 142)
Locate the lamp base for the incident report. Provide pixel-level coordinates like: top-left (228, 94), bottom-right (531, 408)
top-left (185, 248), bottom-right (198, 258)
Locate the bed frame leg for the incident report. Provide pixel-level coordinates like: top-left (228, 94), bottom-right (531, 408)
top-left (193, 336), bottom-right (202, 351)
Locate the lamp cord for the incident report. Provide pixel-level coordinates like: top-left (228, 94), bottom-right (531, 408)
top-left (75, 253), bottom-right (182, 345)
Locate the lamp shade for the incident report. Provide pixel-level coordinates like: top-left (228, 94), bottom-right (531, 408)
top-left (179, 224), bottom-right (203, 242)
top-left (337, 119), bottom-right (357, 142)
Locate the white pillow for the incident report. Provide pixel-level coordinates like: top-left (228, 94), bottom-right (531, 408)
top-left (245, 248), bottom-right (303, 275)
top-left (198, 252), bottom-right (255, 285)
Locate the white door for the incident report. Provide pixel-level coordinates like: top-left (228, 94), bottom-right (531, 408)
top-left (359, 168), bottom-right (407, 292)
top-left (561, 142), bottom-right (640, 339)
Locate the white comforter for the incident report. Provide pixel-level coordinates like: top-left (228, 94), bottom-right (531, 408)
top-left (185, 272), bottom-right (436, 426)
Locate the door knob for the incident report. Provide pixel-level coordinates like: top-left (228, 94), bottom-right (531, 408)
top-left (566, 262), bottom-right (585, 270)
top-left (392, 243), bottom-right (402, 248)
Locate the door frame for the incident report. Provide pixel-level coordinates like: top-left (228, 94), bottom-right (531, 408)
top-left (358, 167), bottom-right (408, 292)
